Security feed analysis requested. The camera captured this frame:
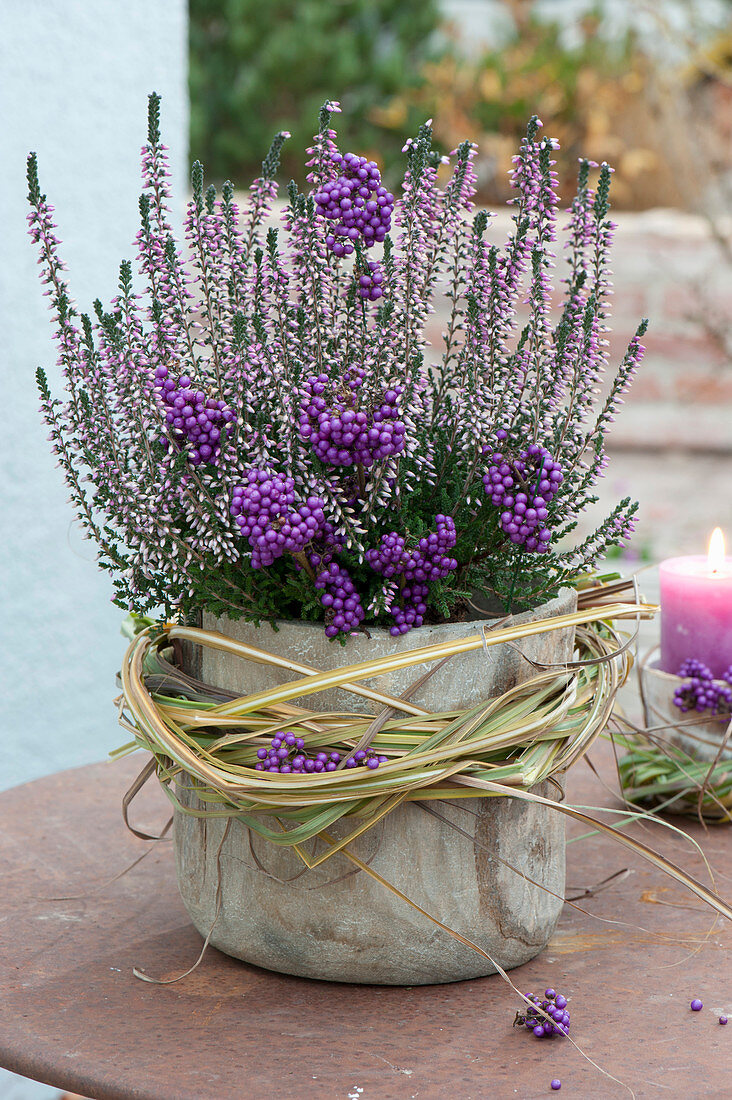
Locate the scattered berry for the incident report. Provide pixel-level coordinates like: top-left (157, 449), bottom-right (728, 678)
top-left (550, 1082), bottom-right (562, 1092)
top-left (719, 1015), bottom-right (728, 1025)
top-left (514, 988), bottom-right (571, 1038)
top-left (691, 999), bottom-right (703, 1011)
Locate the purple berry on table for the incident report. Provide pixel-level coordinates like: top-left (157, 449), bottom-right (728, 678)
top-left (514, 989), bottom-right (570, 1040)
top-left (691, 999), bottom-right (703, 1011)
top-left (550, 1081), bottom-right (562, 1092)
top-left (720, 1015), bottom-right (728, 1025)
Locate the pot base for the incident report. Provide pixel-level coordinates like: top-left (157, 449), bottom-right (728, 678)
top-left (174, 783), bottom-right (565, 985)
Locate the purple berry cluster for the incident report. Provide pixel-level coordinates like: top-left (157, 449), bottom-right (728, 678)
top-left (678, 658), bottom-right (714, 681)
top-left (366, 515), bottom-right (458, 635)
top-left (673, 659), bottom-right (732, 716)
top-left (315, 561), bottom-right (366, 638)
top-left (357, 261), bottom-right (384, 302)
top-left (314, 152), bottom-right (394, 256)
top-left (254, 730), bottom-right (388, 772)
top-left (298, 373), bottom-right (405, 468)
top-left (230, 468), bottom-right (326, 568)
top-left (154, 365), bottom-right (234, 466)
top-left (483, 433), bottom-right (563, 552)
top-left (514, 988), bottom-right (571, 1039)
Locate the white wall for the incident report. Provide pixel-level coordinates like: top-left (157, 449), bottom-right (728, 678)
top-left (0, 3), bottom-right (188, 1087)
top-left (1, 0), bottom-right (188, 790)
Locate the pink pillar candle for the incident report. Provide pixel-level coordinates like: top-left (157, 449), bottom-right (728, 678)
top-left (660, 552), bottom-right (732, 678)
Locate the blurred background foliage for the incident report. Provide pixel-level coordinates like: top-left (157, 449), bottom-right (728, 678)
top-left (189, 0), bottom-right (444, 187)
top-left (189, 0), bottom-right (732, 215)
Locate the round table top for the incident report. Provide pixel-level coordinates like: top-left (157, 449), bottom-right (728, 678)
top-left (0, 745), bottom-right (730, 1100)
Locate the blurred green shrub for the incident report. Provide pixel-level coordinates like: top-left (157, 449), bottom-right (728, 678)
top-left (189, 0), bottom-right (443, 185)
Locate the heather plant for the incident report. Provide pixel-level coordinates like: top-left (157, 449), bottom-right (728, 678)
top-left (28, 95), bottom-right (646, 638)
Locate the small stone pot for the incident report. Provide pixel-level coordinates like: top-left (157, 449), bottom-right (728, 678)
top-left (640, 657), bottom-right (732, 764)
top-left (174, 589), bottom-right (576, 985)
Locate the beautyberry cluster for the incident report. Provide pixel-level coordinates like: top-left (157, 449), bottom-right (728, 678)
top-left (230, 468), bottom-right (325, 568)
top-left (514, 988), bottom-right (571, 1039)
top-left (357, 261), bottom-right (384, 302)
top-left (366, 515), bottom-right (458, 635)
top-left (254, 731), bottom-right (388, 772)
top-left (483, 433), bottom-right (563, 552)
top-left (299, 374), bottom-right (405, 468)
top-left (678, 658), bottom-right (713, 681)
top-left (673, 659), bottom-right (732, 715)
top-left (154, 365), bottom-right (234, 466)
top-left (315, 561), bottom-right (366, 638)
top-left (314, 152), bottom-right (394, 256)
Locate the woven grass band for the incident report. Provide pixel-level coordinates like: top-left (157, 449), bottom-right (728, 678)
top-left (116, 595), bottom-right (651, 854)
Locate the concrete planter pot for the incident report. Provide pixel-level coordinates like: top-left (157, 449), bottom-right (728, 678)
top-left (174, 589), bottom-right (577, 985)
top-left (640, 658), bottom-right (732, 764)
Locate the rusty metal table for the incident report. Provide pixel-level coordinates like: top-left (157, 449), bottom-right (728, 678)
top-left (0, 743), bottom-right (730, 1100)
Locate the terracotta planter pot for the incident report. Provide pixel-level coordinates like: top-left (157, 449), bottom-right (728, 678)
top-left (174, 589), bottom-right (576, 984)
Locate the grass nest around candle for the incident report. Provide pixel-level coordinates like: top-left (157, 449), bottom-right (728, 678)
top-left (617, 733), bottom-right (732, 825)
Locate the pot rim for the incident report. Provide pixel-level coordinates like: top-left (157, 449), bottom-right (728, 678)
top-left (208, 586), bottom-right (577, 639)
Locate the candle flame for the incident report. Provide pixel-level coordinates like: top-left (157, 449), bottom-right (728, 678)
top-left (708, 527), bottom-right (726, 573)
